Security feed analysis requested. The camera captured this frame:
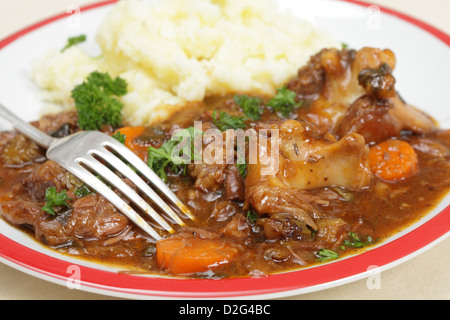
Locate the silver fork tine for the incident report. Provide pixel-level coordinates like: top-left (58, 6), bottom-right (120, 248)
top-left (0, 103), bottom-right (194, 240)
top-left (104, 140), bottom-right (196, 221)
top-left (68, 162), bottom-right (163, 241)
top-left (91, 147), bottom-right (185, 226)
top-left (78, 155), bottom-right (175, 234)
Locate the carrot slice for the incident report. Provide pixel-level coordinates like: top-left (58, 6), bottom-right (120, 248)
top-left (156, 236), bottom-right (238, 275)
top-left (113, 126), bottom-right (148, 160)
top-left (369, 139), bottom-right (418, 182)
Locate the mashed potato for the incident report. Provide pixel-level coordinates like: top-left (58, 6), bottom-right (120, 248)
top-left (32, 0), bottom-right (338, 126)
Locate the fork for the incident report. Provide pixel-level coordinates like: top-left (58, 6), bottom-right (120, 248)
top-left (0, 103), bottom-right (194, 241)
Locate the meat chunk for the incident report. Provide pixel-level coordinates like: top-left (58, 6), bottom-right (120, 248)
top-left (210, 200), bottom-right (240, 222)
top-left (2, 134), bottom-right (45, 167)
top-left (258, 213), bottom-right (308, 241)
top-left (224, 164), bottom-right (245, 201)
top-left (288, 47), bottom-right (437, 142)
top-left (337, 94), bottom-right (436, 144)
top-left (67, 194), bottom-right (130, 240)
top-left (287, 49), bottom-right (327, 98)
top-left (315, 218), bottom-right (349, 249)
top-left (387, 96), bottom-right (436, 135)
top-left (245, 183), bottom-right (320, 230)
top-left (36, 111), bottom-right (79, 135)
top-left (220, 213), bottom-right (250, 239)
top-left (336, 95), bottom-right (402, 145)
top-left (20, 160), bottom-right (81, 202)
top-left (188, 162), bottom-right (227, 193)
top-left (244, 120), bottom-right (372, 230)
top-left (0, 194), bottom-right (131, 247)
top-left (247, 120), bottom-right (372, 191)
top-left (187, 121), bottom-right (228, 193)
top-left (0, 157), bottom-right (132, 246)
top-left (275, 120), bottom-right (372, 191)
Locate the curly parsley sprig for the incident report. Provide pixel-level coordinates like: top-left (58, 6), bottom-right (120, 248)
top-left (147, 127), bottom-right (203, 183)
top-left (71, 71), bottom-right (128, 131)
top-left (267, 86), bottom-right (304, 118)
top-left (41, 187), bottom-right (72, 216)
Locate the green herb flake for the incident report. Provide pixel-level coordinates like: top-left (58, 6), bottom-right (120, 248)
top-left (212, 110), bottom-right (248, 132)
top-left (246, 210), bottom-right (258, 224)
top-left (236, 162), bottom-right (247, 178)
top-left (71, 71), bottom-right (128, 131)
top-left (234, 94), bottom-right (263, 120)
top-left (147, 127), bottom-right (203, 183)
top-left (267, 86), bottom-right (304, 118)
top-left (343, 232), bottom-right (376, 248)
top-left (316, 248), bottom-right (339, 262)
top-left (62, 34), bottom-right (87, 52)
top-left (42, 187), bottom-right (72, 216)
top-left (75, 185), bottom-right (91, 198)
top-left (112, 131), bottom-right (126, 144)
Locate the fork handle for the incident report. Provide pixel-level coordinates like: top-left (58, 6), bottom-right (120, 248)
top-left (0, 102), bottom-right (55, 148)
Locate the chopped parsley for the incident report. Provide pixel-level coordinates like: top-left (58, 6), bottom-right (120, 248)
top-left (62, 34), bottom-right (87, 52)
top-left (112, 131), bottom-right (126, 144)
top-left (212, 110), bottom-right (247, 131)
top-left (75, 185), bottom-right (91, 198)
top-left (147, 127), bottom-right (203, 183)
top-left (236, 162), bottom-right (247, 178)
top-left (246, 210), bottom-right (258, 224)
top-left (316, 249), bottom-right (339, 262)
top-left (71, 71), bottom-right (128, 130)
top-left (41, 187), bottom-right (72, 216)
top-left (234, 94), bottom-right (263, 120)
top-left (267, 86), bottom-right (304, 118)
top-left (343, 232), bottom-right (375, 248)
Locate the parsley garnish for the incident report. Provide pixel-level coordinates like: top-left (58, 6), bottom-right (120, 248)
top-left (147, 127), bottom-right (203, 183)
top-left (112, 131), bottom-right (126, 144)
top-left (343, 232), bottom-right (375, 248)
top-left (147, 140), bottom-right (179, 183)
top-left (71, 71), bottom-right (128, 130)
top-left (246, 210), bottom-right (258, 224)
top-left (316, 249), bottom-right (339, 262)
top-left (75, 185), bottom-right (91, 198)
top-left (41, 187), bottom-right (72, 216)
top-left (234, 95), bottom-right (263, 120)
top-left (62, 34), bottom-right (87, 52)
top-left (236, 162), bottom-right (247, 178)
top-left (212, 110), bottom-right (247, 131)
top-left (267, 86), bottom-right (303, 118)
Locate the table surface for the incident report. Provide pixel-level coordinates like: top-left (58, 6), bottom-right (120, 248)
top-left (0, 0), bottom-right (448, 300)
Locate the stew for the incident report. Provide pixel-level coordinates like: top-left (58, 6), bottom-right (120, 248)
top-left (0, 47), bottom-right (448, 278)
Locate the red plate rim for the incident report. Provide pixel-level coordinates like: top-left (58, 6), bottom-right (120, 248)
top-left (0, 0), bottom-right (449, 299)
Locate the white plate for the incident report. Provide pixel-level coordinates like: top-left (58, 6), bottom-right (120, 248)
top-left (0, 0), bottom-right (448, 299)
